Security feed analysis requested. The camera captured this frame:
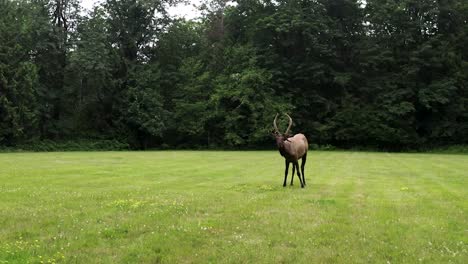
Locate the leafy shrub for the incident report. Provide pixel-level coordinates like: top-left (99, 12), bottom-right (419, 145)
top-left (426, 145), bottom-right (468, 154)
top-left (309, 144), bottom-right (337, 151)
top-left (1, 139), bottom-right (129, 152)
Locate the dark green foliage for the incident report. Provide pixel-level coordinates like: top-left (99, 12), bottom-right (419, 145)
top-left (0, 1), bottom-right (40, 145)
top-left (124, 64), bottom-right (167, 148)
top-left (65, 6), bottom-right (119, 136)
top-left (0, 0), bottom-right (467, 150)
top-left (210, 44), bottom-right (291, 146)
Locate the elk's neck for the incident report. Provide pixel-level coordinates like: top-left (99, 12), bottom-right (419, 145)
top-left (277, 141), bottom-right (289, 157)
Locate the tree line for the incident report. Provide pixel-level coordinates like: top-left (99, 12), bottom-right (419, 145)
top-left (1, 0), bottom-right (467, 150)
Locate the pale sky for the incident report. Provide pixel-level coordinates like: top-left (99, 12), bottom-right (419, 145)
top-left (80, 0), bottom-right (202, 19)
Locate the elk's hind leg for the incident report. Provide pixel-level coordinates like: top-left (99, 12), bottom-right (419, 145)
top-left (290, 165), bottom-right (295, 185)
top-left (283, 160), bottom-right (290, 187)
top-left (301, 154), bottom-right (307, 186)
top-left (295, 161), bottom-right (304, 188)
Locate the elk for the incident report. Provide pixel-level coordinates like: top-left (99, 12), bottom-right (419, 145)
top-left (273, 113), bottom-right (309, 188)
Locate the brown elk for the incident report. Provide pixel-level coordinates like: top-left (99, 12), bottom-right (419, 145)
top-left (273, 113), bottom-right (309, 188)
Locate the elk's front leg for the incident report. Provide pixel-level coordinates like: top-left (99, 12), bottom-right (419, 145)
top-left (283, 160), bottom-right (290, 187)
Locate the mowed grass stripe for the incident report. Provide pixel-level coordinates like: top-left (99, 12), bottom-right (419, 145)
top-left (0, 151), bottom-right (467, 263)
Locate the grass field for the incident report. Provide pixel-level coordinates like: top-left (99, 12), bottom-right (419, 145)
top-left (0, 151), bottom-right (467, 263)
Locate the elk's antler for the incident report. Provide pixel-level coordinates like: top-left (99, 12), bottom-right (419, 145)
top-left (284, 113), bottom-right (293, 135)
top-left (273, 113), bottom-right (280, 133)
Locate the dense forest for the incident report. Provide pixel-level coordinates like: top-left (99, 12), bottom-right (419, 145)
top-left (1, 0), bottom-right (467, 150)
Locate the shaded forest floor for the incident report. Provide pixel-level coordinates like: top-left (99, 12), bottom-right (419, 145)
top-left (0, 151), bottom-right (467, 263)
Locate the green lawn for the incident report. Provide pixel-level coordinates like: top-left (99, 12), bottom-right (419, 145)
top-left (0, 151), bottom-right (467, 263)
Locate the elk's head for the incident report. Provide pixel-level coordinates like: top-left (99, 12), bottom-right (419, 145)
top-left (272, 113), bottom-right (293, 148)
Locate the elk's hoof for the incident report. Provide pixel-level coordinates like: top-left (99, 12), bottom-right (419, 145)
top-left (301, 185), bottom-right (305, 188)
top-left (283, 184), bottom-right (286, 187)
